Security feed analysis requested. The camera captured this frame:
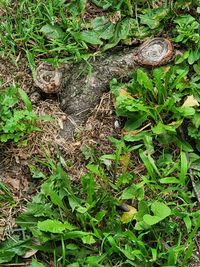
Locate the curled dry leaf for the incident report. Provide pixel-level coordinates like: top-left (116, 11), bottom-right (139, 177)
top-left (22, 249), bottom-right (38, 258)
top-left (182, 95), bottom-right (199, 107)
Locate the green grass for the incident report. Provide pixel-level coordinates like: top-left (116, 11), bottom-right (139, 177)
top-left (0, 0), bottom-right (200, 266)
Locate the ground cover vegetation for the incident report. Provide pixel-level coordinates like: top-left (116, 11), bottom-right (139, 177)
top-left (0, 0), bottom-right (200, 266)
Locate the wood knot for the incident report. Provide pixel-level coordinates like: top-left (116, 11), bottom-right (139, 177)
top-left (34, 63), bottom-right (62, 93)
top-left (133, 38), bottom-right (174, 67)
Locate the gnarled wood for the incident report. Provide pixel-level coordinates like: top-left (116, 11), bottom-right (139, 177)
top-left (35, 38), bottom-right (174, 139)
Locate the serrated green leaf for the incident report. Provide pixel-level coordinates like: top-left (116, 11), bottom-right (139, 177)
top-left (81, 235), bottom-right (96, 244)
top-left (140, 8), bottom-right (169, 29)
top-left (38, 219), bottom-right (69, 234)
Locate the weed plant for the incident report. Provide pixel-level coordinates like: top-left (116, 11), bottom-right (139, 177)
top-left (0, 85), bottom-right (39, 142)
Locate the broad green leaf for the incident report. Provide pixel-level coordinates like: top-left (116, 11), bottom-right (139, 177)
top-left (143, 202), bottom-right (171, 226)
top-left (193, 62), bottom-right (200, 75)
top-left (121, 186), bottom-right (136, 200)
top-left (67, 263), bottom-right (80, 267)
top-left (188, 48), bottom-right (200, 64)
top-left (41, 183), bottom-right (65, 210)
top-left (67, 0), bottom-right (86, 16)
top-left (38, 219), bottom-right (73, 234)
top-left (153, 67), bottom-right (166, 103)
top-left (136, 200), bottom-right (149, 221)
top-left (134, 221), bottom-right (150, 230)
top-left (151, 201), bottom-right (171, 219)
top-left (140, 8), bottom-right (169, 29)
top-left (179, 151), bottom-right (188, 185)
top-left (124, 114), bottom-right (147, 131)
top-left (40, 24), bottom-right (64, 40)
top-left (68, 196), bottom-right (81, 212)
top-left (160, 177), bottom-right (180, 184)
top-left (92, 16), bottom-right (108, 30)
top-left (63, 231), bottom-right (92, 239)
top-left (95, 210), bottom-right (107, 222)
top-left (139, 149), bottom-right (161, 179)
top-left (81, 174), bottom-right (95, 204)
top-left (86, 254), bottom-right (107, 265)
top-left (0, 251), bottom-right (15, 264)
top-left (192, 112), bottom-right (200, 128)
top-left (152, 122), bottom-right (178, 135)
top-left (143, 214), bottom-right (161, 225)
top-left (184, 215), bottom-right (192, 233)
top-left (92, 16), bottom-right (115, 40)
top-left (151, 248), bottom-right (157, 261)
top-left (81, 235), bottom-right (96, 244)
top-left (176, 107), bottom-right (195, 117)
top-left (91, 0), bottom-right (112, 9)
top-left (137, 69), bottom-right (154, 93)
top-left (79, 31), bottom-right (103, 45)
top-left (174, 14), bottom-right (195, 26)
top-left (76, 206), bottom-right (88, 213)
top-left (103, 18), bottom-right (137, 50)
top-left (66, 243), bottom-right (78, 250)
top-left (175, 50), bottom-right (189, 64)
top-left (25, 202), bottom-right (58, 218)
top-left (0, 237), bottom-right (30, 263)
top-left (30, 259), bottom-right (46, 267)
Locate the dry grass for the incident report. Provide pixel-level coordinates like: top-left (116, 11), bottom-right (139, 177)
top-left (0, 92), bottom-right (122, 240)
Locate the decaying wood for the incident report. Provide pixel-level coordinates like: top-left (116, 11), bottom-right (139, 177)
top-left (34, 38), bottom-right (174, 139)
top-left (132, 38), bottom-right (174, 67)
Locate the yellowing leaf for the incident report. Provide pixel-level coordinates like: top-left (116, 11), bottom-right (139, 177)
top-left (122, 122), bottom-right (151, 136)
top-left (119, 88), bottom-right (133, 99)
top-left (120, 153), bottom-right (131, 172)
top-left (182, 95), bottom-right (199, 107)
top-left (168, 120), bottom-right (183, 127)
top-left (120, 205), bottom-right (137, 224)
top-left (163, 66), bottom-right (170, 73)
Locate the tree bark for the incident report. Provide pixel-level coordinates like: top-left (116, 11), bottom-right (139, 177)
top-left (59, 48), bottom-right (137, 138)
